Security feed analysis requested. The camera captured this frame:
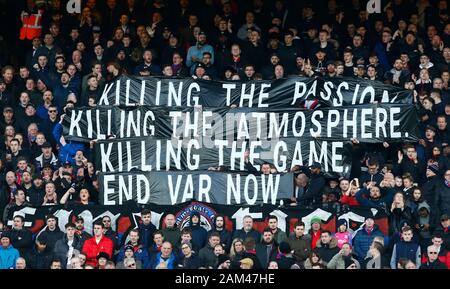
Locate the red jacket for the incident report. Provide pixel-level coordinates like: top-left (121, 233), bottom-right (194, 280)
top-left (340, 195), bottom-right (359, 206)
top-left (421, 250), bottom-right (450, 269)
top-left (82, 235), bottom-right (114, 267)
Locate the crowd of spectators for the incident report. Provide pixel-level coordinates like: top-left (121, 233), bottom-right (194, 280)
top-left (0, 0), bottom-right (449, 269)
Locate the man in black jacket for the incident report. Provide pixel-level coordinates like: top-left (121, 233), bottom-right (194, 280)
top-left (255, 228), bottom-right (278, 268)
top-left (435, 170), bottom-right (450, 221)
top-left (25, 235), bottom-right (55, 269)
top-left (8, 215), bottom-right (33, 257)
top-left (395, 145), bottom-right (427, 186)
top-left (102, 215), bottom-right (119, 250)
top-left (315, 231), bottom-right (340, 263)
top-left (296, 162), bottom-right (326, 206)
top-left (420, 245), bottom-right (448, 269)
top-left (38, 215), bottom-right (64, 251)
top-left (208, 215), bottom-right (231, 252)
top-left (232, 215), bottom-right (261, 244)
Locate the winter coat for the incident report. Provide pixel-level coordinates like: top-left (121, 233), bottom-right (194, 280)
top-left (148, 252), bottom-right (178, 269)
top-left (0, 245), bottom-right (20, 269)
top-left (161, 226), bottom-right (181, 248)
top-left (356, 187), bottom-right (395, 212)
top-left (37, 228), bottom-right (64, 251)
top-left (25, 245), bottom-right (55, 269)
top-left (272, 229), bottom-right (288, 245)
top-left (198, 244), bottom-right (217, 268)
top-left (276, 254), bottom-right (297, 269)
top-left (353, 225), bottom-right (385, 261)
top-left (53, 235), bottom-right (83, 268)
top-left (388, 206), bottom-right (414, 236)
top-left (81, 235), bottom-right (114, 267)
top-left (103, 228), bottom-right (119, 249)
top-left (177, 252), bottom-right (202, 269)
top-left (189, 223), bottom-right (207, 250)
top-left (52, 123), bottom-right (85, 165)
top-left (435, 180), bottom-right (450, 218)
top-left (8, 228), bottom-right (33, 257)
top-left (208, 228), bottom-right (232, 252)
top-left (390, 240), bottom-right (421, 269)
top-left (296, 169), bottom-right (326, 205)
top-left (138, 222), bottom-right (156, 249)
top-left (255, 241), bottom-right (278, 268)
top-left (232, 229), bottom-right (261, 244)
top-left (117, 244), bottom-right (150, 269)
top-left (286, 234), bottom-right (311, 262)
top-left (315, 237), bottom-right (340, 263)
top-left (420, 259), bottom-right (448, 269)
top-left (302, 258), bottom-right (327, 269)
top-left (414, 202), bottom-right (432, 240)
top-left (327, 252), bottom-right (361, 269)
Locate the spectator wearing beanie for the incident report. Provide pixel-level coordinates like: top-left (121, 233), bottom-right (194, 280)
top-left (334, 219), bottom-right (352, 249)
top-left (276, 241), bottom-right (296, 269)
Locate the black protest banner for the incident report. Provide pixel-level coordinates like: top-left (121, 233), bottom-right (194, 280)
top-left (96, 75), bottom-right (411, 108)
top-left (7, 201), bottom-right (389, 239)
top-left (63, 104), bottom-right (419, 143)
top-left (94, 137), bottom-right (353, 174)
top-left (61, 106), bottom-right (165, 142)
top-left (98, 171), bottom-right (294, 206)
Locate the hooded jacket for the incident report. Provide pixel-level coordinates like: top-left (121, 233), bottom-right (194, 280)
top-left (415, 202), bottom-right (432, 239)
top-left (25, 244), bottom-right (55, 269)
top-left (37, 227), bottom-right (64, 251)
top-left (0, 245), bottom-right (20, 269)
top-left (315, 237), bottom-right (340, 263)
top-left (188, 212), bottom-right (208, 250)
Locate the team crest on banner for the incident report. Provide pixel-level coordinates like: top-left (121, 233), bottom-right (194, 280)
top-left (175, 202), bottom-right (217, 231)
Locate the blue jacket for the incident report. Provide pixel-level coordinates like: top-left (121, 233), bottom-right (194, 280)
top-left (390, 240), bottom-right (421, 269)
top-left (148, 252), bottom-right (178, 269)
top-left (0, 245), bottom-right (20, 269)
top-left (356, 187), bottom-right (394, 211)
top-left (138, 223), bottom-right (157, 249)
top-left (353, 224), bottom-right (385, 261)
top-left (117, 244), bottom-right (150, 269)
top-left (53, 123), bottom-right (85, 165)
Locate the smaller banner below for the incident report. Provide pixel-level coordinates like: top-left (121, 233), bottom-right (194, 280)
top-left (98, 171), bottom-right (294, 206)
